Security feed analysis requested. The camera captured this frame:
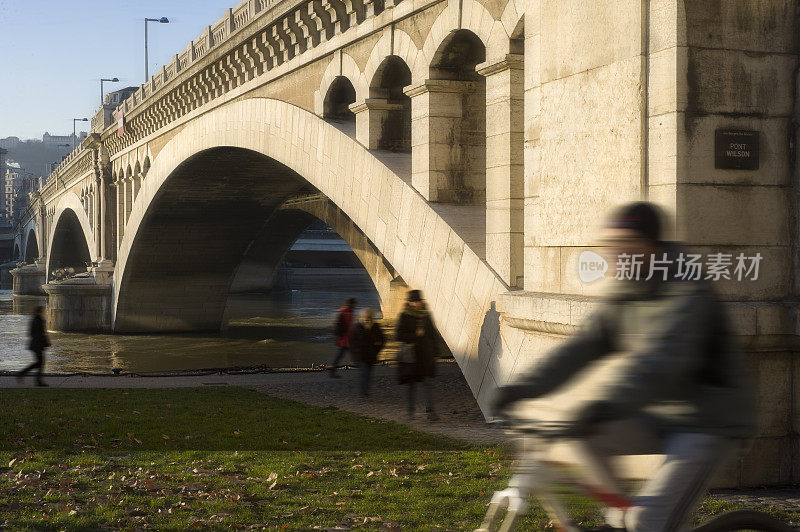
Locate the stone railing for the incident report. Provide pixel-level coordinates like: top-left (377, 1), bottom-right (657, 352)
top-left (116, 0), bottom-right (271, 120)
top-left (103, 0), bottom-right (406, 156)
top-left (16, 200), bottom-right (38, 229)
top-left (39, 146), bottom-right (94, 200)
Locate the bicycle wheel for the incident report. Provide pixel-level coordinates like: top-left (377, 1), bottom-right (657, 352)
top-left (693, 510), bottom-right (795, 532)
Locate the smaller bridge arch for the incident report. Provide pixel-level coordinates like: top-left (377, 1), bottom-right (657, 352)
top-left (363, 28), bottom-right (425, 91)
top-left (24, 229), bottom-right (39, 264)
top-left (422, 0), bottom-right (510, 66)
top-left (314, 52), bottom-right (363, 117)
top-left (364, 55), bottom-right (413, 152)
top-left (323, 76), bottom-right (357, 123)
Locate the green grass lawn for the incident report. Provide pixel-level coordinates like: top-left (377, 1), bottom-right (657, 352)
top-left (0, 388), bottom-right (796, 531)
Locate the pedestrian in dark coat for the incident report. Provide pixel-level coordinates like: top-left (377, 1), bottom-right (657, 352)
top-left (329, 298), bottom-right (356, 378)
top-left (396, 290), bottom-right (439, 421)
top-left (351, 308), bottom-right (385, 397)
top-left (16, 306), bottom-right (50, 387)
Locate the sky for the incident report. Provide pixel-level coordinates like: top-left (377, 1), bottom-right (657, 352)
top-left (0, 0), bottom-right (234, 140)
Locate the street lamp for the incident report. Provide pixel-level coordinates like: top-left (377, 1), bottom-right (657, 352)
top-left (144, 17), bottom-right (170, 81)
top-left (100, 77), bottom-right (120, 105)
top-left (72, 118), bottom-right (88, 149)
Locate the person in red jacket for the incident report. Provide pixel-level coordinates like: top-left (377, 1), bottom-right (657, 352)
top-left (329, 298), bottom-right (356, 378)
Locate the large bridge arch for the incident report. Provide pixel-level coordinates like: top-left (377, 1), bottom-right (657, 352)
top-left (46, 193), bottom-right (96, 280)
top-left (115, 97), bottom-right (509, 403)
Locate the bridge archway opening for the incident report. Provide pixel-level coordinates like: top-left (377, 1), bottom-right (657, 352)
top-left (48, 208), bottom-right (91, 281)
top-left (226, 209), bottom-right (386, 341)
top-left (428, 29), bottom-right (487, 204)
top-left (24, 229), bottom-right (39, 264)
top-left (115, 144), bottom-right (410, 339)
top-left (229, 199), bottom-right (402, 318)
top-left (115, 147), bottom-right (309, 332)
top-left (323, 76), bottom-right (357, 123)
top-left (13, 243), bottom-right (20, 261)
top-left (369, 55), bottom-right (412, 152)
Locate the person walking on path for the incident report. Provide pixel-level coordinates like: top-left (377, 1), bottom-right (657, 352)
top-left (329, 298), bottom-right (356, 378)
top-left (351, 308), bottom-right (385, 397)
top-left (16, 306), bottom-right (50, 387)
top-left (396, 290), bottom-right (440, 421)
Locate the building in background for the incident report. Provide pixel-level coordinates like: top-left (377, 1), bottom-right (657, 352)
top-left (42, 132), bottom-right (87, 147)
top-left (2, 167), bottom-right (39, 223)
top-left (0, 137), bottom-right (20, 149)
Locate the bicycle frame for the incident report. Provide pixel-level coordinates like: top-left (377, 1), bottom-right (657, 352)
top-left (475, 431), bottom-right (632, 532)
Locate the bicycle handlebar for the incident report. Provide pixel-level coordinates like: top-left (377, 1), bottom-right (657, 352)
top-left (488, 417), bottom-right (576, 438)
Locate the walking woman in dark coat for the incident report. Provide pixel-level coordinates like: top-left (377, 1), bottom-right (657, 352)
top-left (395, 289), bottom-right (439, 421)
top-left (350, 308), bottom-right (385, 397)
top-left (16, 305), bottom-right (50, 386)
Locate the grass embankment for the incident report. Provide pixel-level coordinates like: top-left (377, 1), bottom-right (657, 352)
top-left (0, 388), bottom-right (796, 531)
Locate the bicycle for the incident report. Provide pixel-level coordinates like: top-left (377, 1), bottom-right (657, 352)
top-left (475, 421), bottom-right (795, 532)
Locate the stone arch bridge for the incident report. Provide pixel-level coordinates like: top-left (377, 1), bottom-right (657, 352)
top-left (9, 0), bottom-right (799, 486)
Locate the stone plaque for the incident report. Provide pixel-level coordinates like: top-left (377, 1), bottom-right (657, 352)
top-left (715, 130), bottom-right (759, 170)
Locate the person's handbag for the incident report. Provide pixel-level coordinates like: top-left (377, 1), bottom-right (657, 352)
top-left (396, 343), bottom-right (414, 384)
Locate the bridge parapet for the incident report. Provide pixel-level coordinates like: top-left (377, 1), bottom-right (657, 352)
top-left (109, 0), bottom-right (280, 143)
top-left (102, 0), bottom-right (413, 156)
top-left (39, 145), bottom-right (93, 203)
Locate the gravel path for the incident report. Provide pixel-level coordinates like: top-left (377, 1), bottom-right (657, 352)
top-left (246, 360), bottom-right (504, 444)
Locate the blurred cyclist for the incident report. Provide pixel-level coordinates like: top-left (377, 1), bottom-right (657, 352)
top-left (491, 202), bottom-right (755, 532)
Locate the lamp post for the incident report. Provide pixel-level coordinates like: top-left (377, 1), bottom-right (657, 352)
top-left (72, 118), bottom-right (88, 149)
top-left (100, 77), bottom-right (120, 105)
top-left (144, 17), bottom-right (170, 81)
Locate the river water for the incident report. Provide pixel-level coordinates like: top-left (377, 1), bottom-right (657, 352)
top-left (0, 271), bottom-right (384, 374)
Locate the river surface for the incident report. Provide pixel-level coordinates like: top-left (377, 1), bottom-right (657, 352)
top-left (0, 272), bottom-right (383, 374)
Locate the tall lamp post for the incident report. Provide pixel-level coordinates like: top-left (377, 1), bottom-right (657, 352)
top-left (100, 77), bottom-right (120, 105)
top-left (72, 118), bottom-right (88, 149)
top-left (144, 17), bottom-right (170, 81)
